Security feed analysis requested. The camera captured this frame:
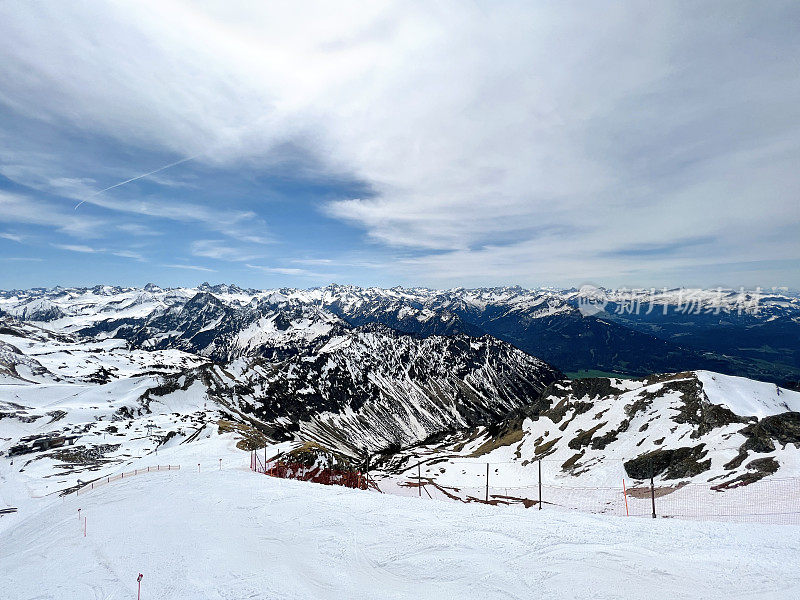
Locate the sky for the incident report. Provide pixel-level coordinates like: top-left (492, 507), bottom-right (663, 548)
top-left (0, 1), bottom-right (799, 290)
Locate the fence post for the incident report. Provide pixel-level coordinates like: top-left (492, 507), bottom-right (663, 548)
top-left (418, 463), bottom-right (422, 497)
top-left (650, 458), bottom-right (656, 519)
top-left (538, 459), bottom-right (542, 510)
top-left (485, 463), bottom-right (489, 502)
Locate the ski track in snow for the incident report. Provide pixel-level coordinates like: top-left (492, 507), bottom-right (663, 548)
top-left (2, 437), bottom-right (799, 600)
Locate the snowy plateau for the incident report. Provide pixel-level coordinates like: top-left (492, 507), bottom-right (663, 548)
top-left (1, 284), bottom-right (800, 599)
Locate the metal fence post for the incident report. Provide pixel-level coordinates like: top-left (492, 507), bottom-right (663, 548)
top-left (485, 463), bottom-right (489, 502)
top-left (418, 463), bottom-right (422, 497)
top-left (538, 459), bottom-right (542, 510)
top-left (650, 458), bottom-right (656, 519)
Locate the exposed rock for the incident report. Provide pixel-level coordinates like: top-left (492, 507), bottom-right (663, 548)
top-left (624, 445), bottom-right (710, 480)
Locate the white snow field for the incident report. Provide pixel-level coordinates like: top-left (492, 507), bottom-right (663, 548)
top-left (2, 437), bottom-right (799, 600)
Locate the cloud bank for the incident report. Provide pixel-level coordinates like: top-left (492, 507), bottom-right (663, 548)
top-left (0, 1), bottom-right (798, 287)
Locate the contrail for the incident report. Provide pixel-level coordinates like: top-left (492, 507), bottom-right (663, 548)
top-left (74, 154), bottom-right (199, 209)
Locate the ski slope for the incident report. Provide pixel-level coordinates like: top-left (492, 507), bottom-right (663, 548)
top-left (2, 438), bottom-right (799, 599)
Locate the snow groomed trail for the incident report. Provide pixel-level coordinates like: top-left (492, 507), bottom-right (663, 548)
top-left (3, 445), bottom-right (800, 599)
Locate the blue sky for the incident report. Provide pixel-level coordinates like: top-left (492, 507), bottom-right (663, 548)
top-left (1, 1), bottom-right (799, 290)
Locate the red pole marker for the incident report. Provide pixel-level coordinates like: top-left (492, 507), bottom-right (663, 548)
top-left (137, 573), bottom-right (143, 600)
top-left (622, 479), bottom-right (629, 517)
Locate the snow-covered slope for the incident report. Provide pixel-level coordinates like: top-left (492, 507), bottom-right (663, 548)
top-left (3, 435), bottom-right (799, 600)
top-left (371, 371), bottom-right (800, 495)
top-left (0, 311), bottom-right (561, 503)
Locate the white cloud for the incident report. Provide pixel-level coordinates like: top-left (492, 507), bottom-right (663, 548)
top-left (0, 190), bottom-right (106, 239)
top-left (0, 232), bottom-right (26, 243)
top-left (52, 243), bottom-right (104, 253)
top-left (117, 223), bottom-right (161, 236)
top-left (112, 250), bottom-right (146, 262)
top-left (0, 2), bottom-right (798, 285)
top-left (246, 264), bottom-right (331, 278)
top-left (162, 263), bottom-right (216, 273)
top-left (0, 153), bottom-right (271, 245)
top-left (191, 239), bottom-right (262, 262)
top-left (1, 257), bottom-right (43, 262)
top-left (50, 243), bottom-right (146, 262)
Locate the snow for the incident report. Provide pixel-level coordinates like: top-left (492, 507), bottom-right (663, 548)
top-left (697, 370), bottom-right (800, 417)
top-left (2, 436), bottom-right (799, 599)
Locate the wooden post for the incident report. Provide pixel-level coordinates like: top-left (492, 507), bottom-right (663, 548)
top-left (650, 458), bottom-right (656, 519)
top-left (538, 459), bottom-right (542, 510)
top-left (418, 463), bottom-right (422, 497)
top-left (485, 463), bottom-right (489, 502)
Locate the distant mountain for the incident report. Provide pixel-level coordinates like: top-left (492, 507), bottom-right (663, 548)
top-left (2, 284), bottom-right (797, 385)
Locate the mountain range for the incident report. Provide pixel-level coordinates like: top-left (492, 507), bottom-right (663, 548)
top-left (3, 283), bottom-right (799, 385)
top-left (1, 283), bottom-right (799, 507)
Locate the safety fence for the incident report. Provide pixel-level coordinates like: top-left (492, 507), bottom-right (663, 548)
top-left (374, 465), bottom-right (800, 525)
top-left (251, 451), bottom-right (374, 490)
top-left (249, 450), bottom-right (800, 525)
top-left (75, 465), bottom-right (180, 496)
top-left (374, 475), bottom-right (800, 524)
